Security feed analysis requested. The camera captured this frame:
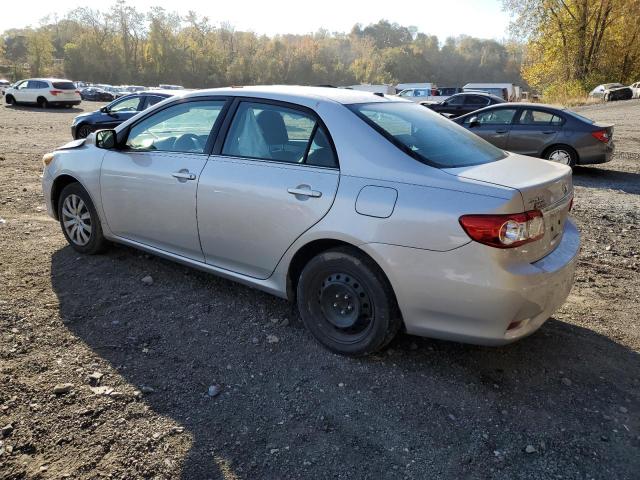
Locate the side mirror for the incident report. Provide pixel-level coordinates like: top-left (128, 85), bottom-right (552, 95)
top-left (469, 116), bottom-right (480, 128)
top-left (100, 106), bottom-right (110, 113)
top-left (96, 130), bottom-right (117, 149)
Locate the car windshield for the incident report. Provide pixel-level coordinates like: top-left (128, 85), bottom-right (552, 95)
top-left (348, 102), bottom-right (507, 168)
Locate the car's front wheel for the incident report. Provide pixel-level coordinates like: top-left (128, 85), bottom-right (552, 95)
top-left (296, 247), bottom-right (402, 356)
top-left (76, 124), bottom-right (92, 139)
top-left (5, 94), bottom-right (15, 105)
top-left (57, 183), bottom-right (108, 254)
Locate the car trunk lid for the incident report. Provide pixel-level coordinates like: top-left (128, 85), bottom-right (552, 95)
top-left (444, 153), bottom-right (573, 262)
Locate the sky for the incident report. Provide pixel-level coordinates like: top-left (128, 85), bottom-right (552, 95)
top-left (0, 0), bottom-right (512, 41)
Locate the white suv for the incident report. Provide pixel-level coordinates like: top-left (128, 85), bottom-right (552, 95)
top-left (4, 78), bottom-right (81, 108)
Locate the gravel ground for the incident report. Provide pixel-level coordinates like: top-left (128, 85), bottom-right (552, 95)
top-left (0, 99), bottom-right (638, 479)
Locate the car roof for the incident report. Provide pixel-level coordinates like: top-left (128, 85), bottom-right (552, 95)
top-left (29, 78), bottom-right (74, 82)
top-left (183, 85), bottom-right (402, 105)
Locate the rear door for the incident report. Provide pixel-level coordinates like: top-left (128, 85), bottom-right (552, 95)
top-left (198, 99), bottom-right (340, 279)
top-left (440, 94), bottom-right (466, 115)
top-left (507, 108), bottom-right (564, 157)
top-left (462, 107), bottom-right (518, 149)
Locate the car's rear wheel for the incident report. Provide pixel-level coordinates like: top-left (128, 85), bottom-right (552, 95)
top-left (544, 145), bottom-right (577, 167)
top-left (37, 97), bottom-right (48, 109)
top-left (57, 183), bottom-right (108, 254)
top-left (77, 124), bottom-right (92, 139)
top-left (296, 247), bottom-right (402, 356)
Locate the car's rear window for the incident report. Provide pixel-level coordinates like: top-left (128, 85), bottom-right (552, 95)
top-left (348, 102), bottom-right (507, 168)
top-left (564, 110), bottom-right (594, 124)
top-left (52, 82), bottom-right (76, 90)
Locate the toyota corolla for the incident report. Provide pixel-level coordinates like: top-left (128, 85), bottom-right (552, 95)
top-left (42, 86), bottom-right (579, 356)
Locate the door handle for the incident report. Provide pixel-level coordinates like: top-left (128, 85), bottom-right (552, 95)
top-left (542, 131), bottom-right (556, 134)
top-left (288, 186), bottom-right (322, 198)
top-left (171, 170), bottom-right (196, 181)
top-left (495, 129), bottom-right (508, 134)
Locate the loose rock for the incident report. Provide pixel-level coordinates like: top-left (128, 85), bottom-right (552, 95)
top-left (53, 383), bottom-right (74, 395)
top-left (208, 385), bottom-right (222, 397)
top-left (141, 275), bottom-right (154, 285)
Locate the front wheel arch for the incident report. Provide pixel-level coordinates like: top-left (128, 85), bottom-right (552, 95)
top-left (51, 175), bottom-right (83, 220)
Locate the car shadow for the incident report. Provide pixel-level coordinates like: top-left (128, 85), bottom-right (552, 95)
top-left (50, 244), bottom-right (640, 479)
top-left (4, 104), bottom-right (84, 113)
top-left (573, 165), bottom-right (640, 194)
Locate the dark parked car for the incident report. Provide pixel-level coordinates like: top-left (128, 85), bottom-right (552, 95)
top-left (80, 87), bottom-right (115, 102)
top-left (589, 83), bottom-right (633, 102)
top-left (453, 103), bottom-right (615, 167)
top-left (71, 91), bottom-right (174, 139)
top-left (424, 92), bottom-right (504, 118)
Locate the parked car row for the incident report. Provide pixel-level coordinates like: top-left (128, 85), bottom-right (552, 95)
top-left (41, 86), bottom-right (579, 356)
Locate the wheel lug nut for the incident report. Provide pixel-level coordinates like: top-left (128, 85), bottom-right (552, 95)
top-left (335, 294), bottom-right (340, 298)
top-left (333, 303), bottom-right (338, 307)
top-left (344, 295), bottom-right (349, 300)
top-left (340, 310), bottom-right (345, 315)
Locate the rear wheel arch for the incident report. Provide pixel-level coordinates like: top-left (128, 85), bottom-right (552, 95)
top-left (286, 239), bottom-right (399, 306)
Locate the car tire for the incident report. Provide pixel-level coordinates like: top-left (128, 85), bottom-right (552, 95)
top-left (296, 247), bottom-right (402, 356)
top-left (37, 97), bottom-right (48, 109)
top-left (77, 124), bottom-right (92, 139)
top-left (544, 145), bottom-right (577, 168)
top-left (57, 183), bottom-right (108, 255)
top-left (5, 94), bottom-right (15, 105)
top-left (604, 93), bottom-right (610, 102)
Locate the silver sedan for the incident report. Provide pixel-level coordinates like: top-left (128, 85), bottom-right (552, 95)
top-left (42, 86), bottom-right (579, 356)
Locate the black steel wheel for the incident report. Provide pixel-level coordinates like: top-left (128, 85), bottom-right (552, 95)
top-left (297, 247), bottom-right (402, 356)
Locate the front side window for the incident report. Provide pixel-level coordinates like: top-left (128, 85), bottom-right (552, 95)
top-left (446, 95), bottom-right (466, 106)
top-left (469, 108), bottom-right (518, 125)
top-left (222, 101), bottom-right (337, 167)
top-left (109, 96), bottom-right (142, 113)
top-left (398, 90), bottom-right (413, 97)
top-left (349, 102), bottom-right (507, 168)
top-left (126, 100), bottom-right (225, 153)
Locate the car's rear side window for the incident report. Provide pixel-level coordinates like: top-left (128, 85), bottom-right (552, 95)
top-left (52, 82), bottom-right (76, 90)
top-left (350, 102), bottom-right (506, 168)
top-left (518, 109), bottom-right (564, 125)
top-left (221, 101), bottom-right (338, 167)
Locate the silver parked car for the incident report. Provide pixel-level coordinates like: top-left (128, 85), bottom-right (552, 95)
top-left (453, 103), bottom-right (615, 167)
top-left (42, 86), bottom-right (579, 356)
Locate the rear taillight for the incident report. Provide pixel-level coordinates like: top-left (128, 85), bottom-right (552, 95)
top-left (49, 90), bottom-right (63, 96)
top-left (459, 210), bottom-right (545, 249)
top-left (591, 130), bottom-right (610, 143)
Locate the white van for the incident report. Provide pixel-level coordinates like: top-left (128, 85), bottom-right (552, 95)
top-left (463, 83), bottom-right (517, 101)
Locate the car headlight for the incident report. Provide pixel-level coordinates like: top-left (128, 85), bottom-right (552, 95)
top-left (42, 152), bottom-right (55, 166)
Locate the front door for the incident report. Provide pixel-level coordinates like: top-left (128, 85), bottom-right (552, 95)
top-left (464, 107), bottom-right (518, 149)
top-left (506, 108), bottom-right (563, 157)
top-left (98, 95), bottom-right (145, 129)
top-left (198, 100), bottom-right (340, 279)
top-left (100, 99), bottom-right (227, 261)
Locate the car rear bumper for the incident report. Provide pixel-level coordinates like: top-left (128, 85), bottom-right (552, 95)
top-left (578, 141), bottom-right (615, 165)
top-left (362, 219), bottom-right (580, 346)
top-left (50, 100), bottom-right (81, 107)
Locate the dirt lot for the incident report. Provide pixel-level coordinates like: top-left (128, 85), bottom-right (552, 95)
top-left (0, 99), bottom-right (639, 480)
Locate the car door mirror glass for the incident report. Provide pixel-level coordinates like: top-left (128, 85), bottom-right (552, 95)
top-left (100, 106), bottom-right (109, 113)
top-left (96, 130), bottom-right (117, 149)
top-left (469, 116), bottom-right (479, 127)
